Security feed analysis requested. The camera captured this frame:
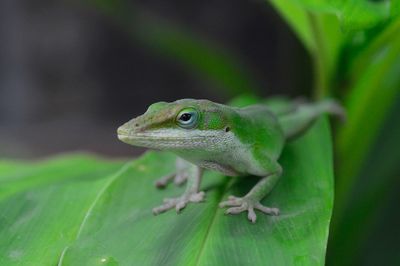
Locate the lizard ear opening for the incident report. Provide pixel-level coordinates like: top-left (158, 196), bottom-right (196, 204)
top-left (225, 126), bottom-right (231, 132)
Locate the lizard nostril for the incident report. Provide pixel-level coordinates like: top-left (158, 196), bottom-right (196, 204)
top-left (135, 123), bottom-right (139, 127)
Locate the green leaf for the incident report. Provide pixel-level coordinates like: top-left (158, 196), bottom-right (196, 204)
top-left (392, 0), bottom-right (400, 17)
top-left (0, 119), bottom-right (334, 265)
top-left (0, 155), bottom-right (125, 265)
top-left (334, 26), bottom-right (400, 218)
top-left (267, 1), bottom-right (342, 97)
top-left (269, 0), bottom-right (390, 33)
top-left (267, 0), bottom-right (392, 97)
top-left (268, 0), bottom-right (317, 53)
top-left (327, 99), bottom-right (400, 265)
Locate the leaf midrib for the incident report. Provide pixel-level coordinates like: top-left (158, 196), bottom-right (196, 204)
top-left (194, 178), bottom-right (233, 266)
top-left (56, 161), bottom-right (133, 265)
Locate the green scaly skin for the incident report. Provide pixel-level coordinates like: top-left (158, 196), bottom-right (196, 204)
top-left (117, 98), bottom-right (344, 223)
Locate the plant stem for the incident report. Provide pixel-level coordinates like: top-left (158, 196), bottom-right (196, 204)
top-left (308, 12), bottom-right (330, 99)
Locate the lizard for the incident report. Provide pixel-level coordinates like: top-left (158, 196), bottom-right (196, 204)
top-left (117, 98), bottom-right (344, 223)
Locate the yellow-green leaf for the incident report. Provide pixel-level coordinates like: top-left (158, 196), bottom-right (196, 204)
top-left (0, 118), bottom-right (334, 265)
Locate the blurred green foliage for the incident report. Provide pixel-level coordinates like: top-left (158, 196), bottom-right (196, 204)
top-left (87, 0), bottom-right (399, 264)
top-left (269, 1), bottom-right (399, 263)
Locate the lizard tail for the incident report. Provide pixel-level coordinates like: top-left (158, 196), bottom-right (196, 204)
top-left (277, 99), bottom-right (346, 141)
top-left (315, 99), bottom-right (346, 122)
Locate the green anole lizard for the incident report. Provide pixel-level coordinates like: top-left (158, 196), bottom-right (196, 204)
top-left (117, 98), bottom-right (344, 223)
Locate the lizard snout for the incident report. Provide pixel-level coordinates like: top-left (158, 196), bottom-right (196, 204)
top-left (117, 117), bottom-right (144, 141)
top-left (117, 124), bottom-right (131, 143)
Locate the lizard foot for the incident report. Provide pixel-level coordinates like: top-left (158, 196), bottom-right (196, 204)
top-left (219, 195), bottom-right (279, 223)
top-left (152, 191), bottom-right (205, 215)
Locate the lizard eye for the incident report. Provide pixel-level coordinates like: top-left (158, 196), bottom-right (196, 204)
top-left (176, 108), bottom-right (199, 129)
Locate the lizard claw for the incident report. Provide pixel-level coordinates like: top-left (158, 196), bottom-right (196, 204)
top-left (219, 196), bottom-right (279, 223)
top-left (154, 173), bottom-right (188, 189)
top-left (173, 173), bottom-right (188, 186)
top-left (153, 191), bottom-right (206, 215)
top-left (190, 191), bottom-right (205, 202)
top-left (175, 201), bottom-right (187, 213)
top-left (154, 158), bottom-right (194, 189)
top-left (154, 173), bottom-right (174, 189)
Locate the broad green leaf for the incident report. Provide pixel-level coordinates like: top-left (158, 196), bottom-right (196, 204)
top-left (334, 30), bottom-right (400, 216)
top-left (0, 156), bottom-right (125, 265)
top-left (328, 99), bottom-right (400, 266)
top-left (326, 19), bottom-right (400, 265)
top-left (0, 161), bottom-right (24, 177)
top-left (0, 118), bottom-right (334, 265)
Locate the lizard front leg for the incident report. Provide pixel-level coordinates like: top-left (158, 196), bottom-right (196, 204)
top-left (153, 161), bottom-right (205, 215)
top-left (219, 164), bottom-right (282, 223)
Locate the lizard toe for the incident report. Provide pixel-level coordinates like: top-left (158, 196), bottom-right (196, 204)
top-left (255, 203), bottom-right (280, 215)
top-left (189, 191), bottom-right (205, 202)
top-left (220, 196), bottom-right (279, 222)
top-left (247, 207), bottom-right (257, 223)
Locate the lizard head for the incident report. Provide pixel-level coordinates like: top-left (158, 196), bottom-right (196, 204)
top-left (117, 99), bottom-right (234, 151)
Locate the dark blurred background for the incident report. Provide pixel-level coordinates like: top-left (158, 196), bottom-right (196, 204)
top-left (0, 0), bottom-right (311, 159)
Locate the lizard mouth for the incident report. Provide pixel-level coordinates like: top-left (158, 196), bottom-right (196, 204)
top-left (118, 132), bottom-right (209, 143)
top-left (117, 126), bottom-right (227, 150)
top-left (117, 126), bottom-right (131, 143)
top-left (117, 133), bottom-right (131, 143)
top-left (117, 126), bottom-right (189, 147)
